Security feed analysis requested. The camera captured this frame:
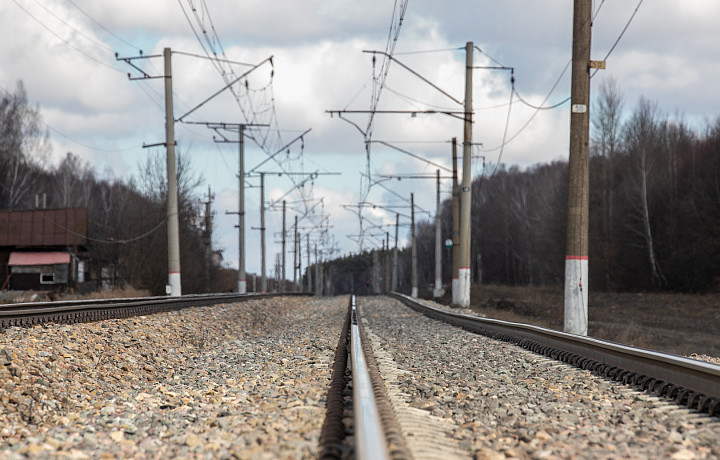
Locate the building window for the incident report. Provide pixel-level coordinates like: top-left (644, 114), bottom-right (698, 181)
top-left (40, 273), bottom-right (55, 284)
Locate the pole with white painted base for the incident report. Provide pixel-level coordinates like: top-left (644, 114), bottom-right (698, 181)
top-left (564, 0), bottom-right (592, 335)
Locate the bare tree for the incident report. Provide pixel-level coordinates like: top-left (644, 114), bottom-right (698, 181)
top-left (0, 82), bottom-right (50, 209)
top-left (624, 97), bottom-right (667, 287)
top-left (591, 77), bottom-right (624, 287)
top-left (54, 152), bottom-right (94, 207)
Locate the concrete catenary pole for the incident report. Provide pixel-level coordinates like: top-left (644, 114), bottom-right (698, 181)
top-left (237, 125), bottom-right (247, 294)
top-left (293, 215), bottom-right (298, 291)
top-left (281, 200), bottom-right (286, 292)
top-left (372, 250), bottom-right (380, 294)
top-left (451, 137), bottom-right (460, 304)
top-left (564, 0), bottom-right (592, 336)
top-left (260, 172), bottom-right (267, 293)
top-left (163, 47), bottom-right (182, 297)
top-left (306, 233), bottom-right (312, 293)
top-left (314, 244), bottom-right (319, 295)
top-left (203, 186), bottom-right (212, 293)
top-left (433, 169), bottom-right (445, 299)
top-left (457, 42), bottom-right (473, 307)
top-left (385, 232), bottom-right (390, 293)
top-left (411, 193), bottom-right (418, 298)
top-left (392, 213), bottom-right (399, 291)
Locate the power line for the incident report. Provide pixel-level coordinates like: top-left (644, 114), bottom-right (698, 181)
top-left (32, 0), bottom-right (112, 52)
top-left (11, 0), bottom-right (123, 73)
top-left (66, 0), bottom-right (137, 50)
top-left (592, 0), bottom-right (645, 78)
top-left (47, 125), bottom-right (140, 153)
top-left (481, 58), bottom-right (572, 153)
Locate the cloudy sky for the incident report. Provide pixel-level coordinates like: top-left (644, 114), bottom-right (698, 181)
top-left (2, 0), bottom-right (719, 280)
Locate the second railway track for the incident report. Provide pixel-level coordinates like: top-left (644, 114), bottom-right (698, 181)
top-left (326, 294), bottom-right (720, 459)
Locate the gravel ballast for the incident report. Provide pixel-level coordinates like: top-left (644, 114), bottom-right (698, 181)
top-left (0, 295), bottom-right (348, 459)
top-left (358, 296), bottom-right (720, 459)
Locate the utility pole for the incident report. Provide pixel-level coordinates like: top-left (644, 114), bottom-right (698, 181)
top-left (293, 215), bottom-right (298, 292)
top-left (306, 233), bottom-right (312, 293)
top-left (281, 200), bottom-right (286, 292)
top-left (260, 172), bottom-right (267, 293)
top-left (202, 186), bottom-right (213, 293)
top-left (456, 41), bottom-right (474, 307)
top-left (372, 250), bottom-right (380, 294)
top-left (164, 47), bottom-right (182, 297)
top-left (565, 0), bottom-right (592, 336)
top-left (314, 243), bottom-right (319, 295)
top-left (433, 169), bottom-right (445, 299)
top-left (411, 193), bottom-right (418, 298)
top-left (237, 125), bottom-right (246, 294)
top-left (385, 232), bottom-right (390, 293)
top-left (451, 137), bottom-right (460, 304)
top-left (392, 213), bottom-right (399, 291)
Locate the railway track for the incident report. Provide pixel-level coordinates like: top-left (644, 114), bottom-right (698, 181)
top-left (322, 294), bottom-right (720, 459)
top-left (0, 291), bottom-right (307, 329)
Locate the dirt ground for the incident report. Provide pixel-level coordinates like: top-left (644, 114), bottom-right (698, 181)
top-left (434, 284), bottom-right (720, 359)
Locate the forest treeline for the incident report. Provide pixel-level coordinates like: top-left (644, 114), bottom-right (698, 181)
top-left (321, 80), bottom-right (720, 294)
top-left (0, 82), bottom-right (231, 295)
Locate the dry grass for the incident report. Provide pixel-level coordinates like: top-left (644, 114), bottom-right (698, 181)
top-left (68, 286), bottom-right (150, 300)
top-left (0, 286), bottom-right (151, 304)
top-left (452, 284), bottom-right (720, 358)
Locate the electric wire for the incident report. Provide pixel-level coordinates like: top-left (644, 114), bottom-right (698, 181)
top-left (384, 85), bottom-right (463, 112)
top-left (488, 84), bottom-right (515, 176)
top-left (481, 58), bottom-right (572, 153)
top-left (47, 125), bottom-right (140, 153)
top-left (591, 0), bottom-right (645, 78)
top-left (41, 212), bottom-right (167, 244)
top-left (394, 47), bottom-right (459, 55)
top-left (32, 0), bottom-right (113, 52)
top-left (66, 0), bottom-right (137, 50)
top-left (11, 0), bottom-right (124, 72)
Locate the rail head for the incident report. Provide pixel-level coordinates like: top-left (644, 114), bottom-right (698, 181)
top-left (350, 295), bottom-right (390, 460)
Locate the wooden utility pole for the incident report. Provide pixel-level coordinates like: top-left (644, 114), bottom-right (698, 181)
top-left (564, 0), bottom-right (592, 335)
top-left (456, 41), bottom-right (473, 307)
top-left (411, 193), bottom-right (418, 298)
top-left (451, 138), bottom-right (460, 304)
top-left (164, 47), bottom-right (182, 297)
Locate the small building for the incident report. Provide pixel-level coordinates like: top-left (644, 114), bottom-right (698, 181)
top-left (0, 208), bottom-right (87, 292)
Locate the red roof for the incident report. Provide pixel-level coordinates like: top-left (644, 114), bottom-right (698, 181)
top-left (8, 252), bottom-right (71, 266)
top-left (0, 208), bottom-right (87, 247)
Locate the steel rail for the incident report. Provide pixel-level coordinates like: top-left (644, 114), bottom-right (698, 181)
top-left (390, 293), bottom-right (720, 415)
top-left (0, 292), bottom-right (309, 328)
top-left (350, 295), bottom-right (390, 460)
